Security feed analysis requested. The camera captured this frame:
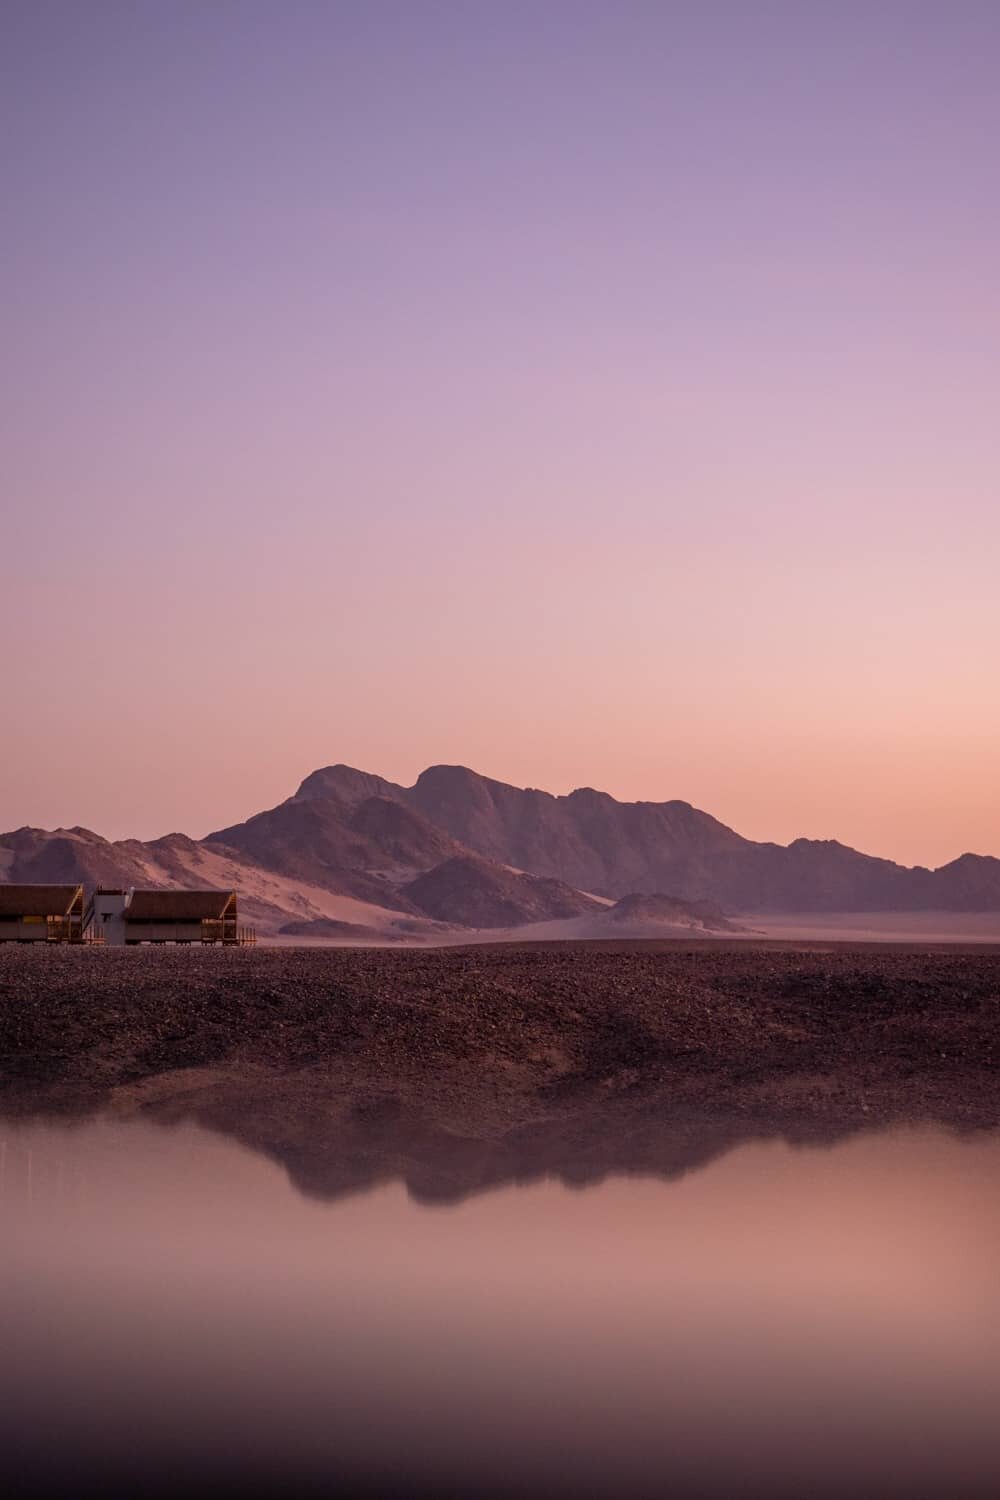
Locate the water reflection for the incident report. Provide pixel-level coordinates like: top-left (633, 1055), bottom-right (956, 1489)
top-left (7, 1065), bottom-right (995, 1208)
top-left (1, 1090), bottom-right (999, 1499)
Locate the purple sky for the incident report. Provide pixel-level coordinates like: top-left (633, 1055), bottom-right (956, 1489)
top-left (4, 2), bottom-right (999, 865)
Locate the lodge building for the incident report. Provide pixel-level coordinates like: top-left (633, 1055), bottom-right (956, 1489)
top-left (84, 887), bottom-right (254, 945)
top-left (0, 885), bottom-right (85, 943)
top-left (0, 885), bottom-right (253, 945)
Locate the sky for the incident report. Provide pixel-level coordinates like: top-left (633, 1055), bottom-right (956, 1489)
top-left (3, 1), bottom-right (999, 866)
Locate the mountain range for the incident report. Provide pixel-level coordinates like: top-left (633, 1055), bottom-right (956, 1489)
top-left (2, 762), bottom-right (999, 938)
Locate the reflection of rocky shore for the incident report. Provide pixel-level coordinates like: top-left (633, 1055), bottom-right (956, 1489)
top-left (1, 943), bottom-right (998, 1203)
top-left (134, 1076), bottom-right (1000, 1206)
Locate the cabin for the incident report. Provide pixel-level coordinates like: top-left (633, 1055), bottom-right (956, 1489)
top-left (83, 887), bottom-right (254, 945)
top-left (0, 885), bottom-right (85, 943)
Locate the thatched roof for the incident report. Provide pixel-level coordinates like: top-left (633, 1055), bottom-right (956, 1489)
top-left (0, 884), bottom-right (83, 918)
top-left (125, 889), bottom-right (235, 921)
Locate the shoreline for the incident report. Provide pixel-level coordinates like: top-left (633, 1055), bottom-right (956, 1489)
top-left (2, 946), bottom-right (997, 1165)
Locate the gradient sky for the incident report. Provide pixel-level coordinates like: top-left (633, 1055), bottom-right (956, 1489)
top-left (4, 2), bottom-right (999, 866)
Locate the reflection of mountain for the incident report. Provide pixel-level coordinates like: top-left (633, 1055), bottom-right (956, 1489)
top-left (5, 1069), bottom-right (996, 1209)
top-left (195, 1093), bottom-right (841, 1204)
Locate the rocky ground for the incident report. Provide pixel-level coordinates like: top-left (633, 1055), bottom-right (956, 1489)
top-left (1, 942), bottom-right (997, 1201)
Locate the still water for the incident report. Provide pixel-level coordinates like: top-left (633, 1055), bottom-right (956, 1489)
top-left (2, 1116), bottom-right (999, 1498)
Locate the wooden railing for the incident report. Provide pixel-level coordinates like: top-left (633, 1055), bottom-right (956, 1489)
top-left (200, 919), bottom-right (256, 946)
top-left (46, 917), bottom-right (84, 944)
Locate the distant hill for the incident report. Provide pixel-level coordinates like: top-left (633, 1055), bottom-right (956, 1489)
top-left (260, 762), bottom-right (1000, 913)
top-left (604, 893), bottom-right (743, 934)
top-left (403, 855), bottom-right (603, 928)
top-left (0, 823), bottom-right (443, 939)
top-left (206, 793), bottom-right (460, 907)
top-left (3, 760), bottom-right (1000, 939)
top-left (396, 764), bottom-right (1000, 911)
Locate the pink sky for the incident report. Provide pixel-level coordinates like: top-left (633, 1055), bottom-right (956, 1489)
top-left (4, 5), bottom-right (998, 867)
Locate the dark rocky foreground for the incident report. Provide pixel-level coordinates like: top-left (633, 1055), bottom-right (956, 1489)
top-left (1, 942), bottom-right (998, 1201)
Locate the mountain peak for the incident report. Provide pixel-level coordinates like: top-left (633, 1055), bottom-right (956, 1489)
top-left (149, 832), bottom-right (201, 853)
top-left (414, 764), bottom-right (490, 789)
top-left (7, 761), bottom-right (1000, 928)
top-left (293, 764), bottom-right (402, 807)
